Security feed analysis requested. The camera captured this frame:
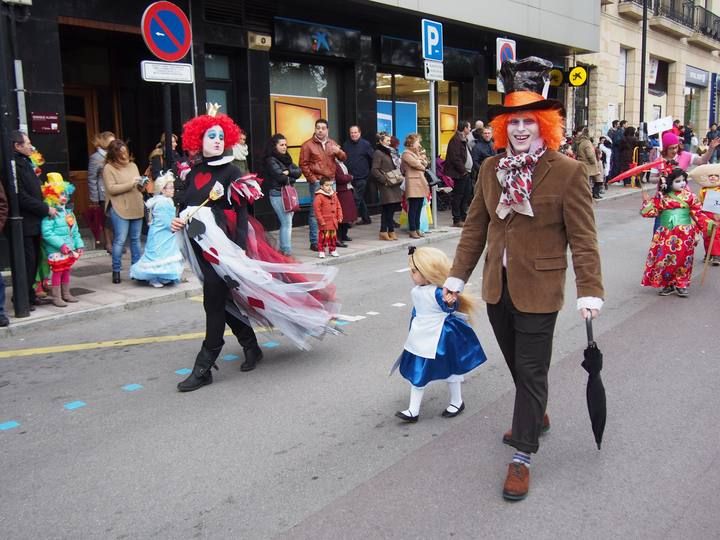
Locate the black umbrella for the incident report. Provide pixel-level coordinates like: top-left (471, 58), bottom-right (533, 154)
top-left (581, 317), bottom-right (606, 450)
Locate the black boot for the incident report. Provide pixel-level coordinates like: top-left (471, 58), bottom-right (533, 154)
top-left (240, 344), bottom-right (263, 372)
top-left (112, 272), bottom-right (121, 284)
top-left (177, 343), bottom-right (222, 392)
top-left (592, 183), bottom-right (602, 199)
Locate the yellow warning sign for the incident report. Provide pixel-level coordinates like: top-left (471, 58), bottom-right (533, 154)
top-left (549, 69), bottom-right (564, 87)
top-left (569, 66), bottom-right (587, 87)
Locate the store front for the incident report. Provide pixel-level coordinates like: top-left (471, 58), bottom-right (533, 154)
top-left (685, 65), bottom-right (709, 130)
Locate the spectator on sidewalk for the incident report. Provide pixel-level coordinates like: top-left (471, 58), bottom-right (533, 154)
top-left (0, 181), bottom-right (8, 326)
top-left (468, 120), bottom-right (485, 150)
top-left (103, 140), bottom-right (145, 284)
top-left (401, 132), bottom-right (429, 239)
top-left (231, 129), bottom-right (250, 175)
top-left (575, 128), bottom-right (603, 199)
top-left (264, 133), bottom-right (301, 256)
top-left (342, 125), bottom-right (374, 225)
top-left (88, 131), bottom-right (115, 251)
top-left (13, 130), bottom-right (57, 310)
top-left (371, 132), bottom-right (403, 241)
top-left (312, 177), bottom-right (343, 259)
top-left (300, 119), bottom-right (346, 251)
top-left (444, 120), bottom-right (474, 226)
top-left (470, 127), bottom-right (496, 181)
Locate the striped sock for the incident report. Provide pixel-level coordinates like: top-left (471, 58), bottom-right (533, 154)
top-left (512, 451), bottom-right (532, 468)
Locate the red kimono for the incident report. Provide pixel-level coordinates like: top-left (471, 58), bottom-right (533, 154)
top-left (640, 188), bottom-right (709, 288)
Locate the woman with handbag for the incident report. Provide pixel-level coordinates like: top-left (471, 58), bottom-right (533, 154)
top-left (264, 133), bottom-right (301, 256)
top-left (334, 157), bottom-right (357, 246)
top-left (87, 131), bottom-right (115, 251)
top-left (371, 132), bottom-right (403, 241)
top-left (401, 133), bottom-right (429, 238)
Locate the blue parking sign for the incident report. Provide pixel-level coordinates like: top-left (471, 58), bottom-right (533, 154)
top-left (421, 19), bottom-right (443, 62)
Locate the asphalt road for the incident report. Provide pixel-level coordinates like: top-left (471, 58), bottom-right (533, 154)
top-left (1, 194), bottom-right (719, 539)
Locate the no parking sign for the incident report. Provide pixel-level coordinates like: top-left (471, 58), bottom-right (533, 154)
top-left (496, 38), bottom-right (516, 93)
top-left (141, 1), bottom-right (192, 62)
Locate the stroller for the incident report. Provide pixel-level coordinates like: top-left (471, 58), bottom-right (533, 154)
top-left (433, 156), bottom-right (454, 211)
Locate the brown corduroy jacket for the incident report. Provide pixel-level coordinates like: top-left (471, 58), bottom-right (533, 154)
top-left (449, 150), bottom-right (604, 313)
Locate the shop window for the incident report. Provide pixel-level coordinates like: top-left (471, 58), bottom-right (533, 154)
top-left (269, 61), bottom-right (340, 154)
top-left (376, 73), bottom-right (430, 154)
top-left (205, 54), bottom-right (230, 79)
top-left (685, 86), bottom-right (700, 129)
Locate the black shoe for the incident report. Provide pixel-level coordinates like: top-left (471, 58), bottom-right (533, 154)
top-left (712, 256), bottom-right (720, 267)
top-left (676, 287), bottom-right (689, 298)
top-left (658, 286), bottom-right (675, 296)
top-left (310, 243), bottom-right (319, 252)
top-left (362, 218), bottom-right (372, 225)
top-left (240, 345), bottom-right (263, 372)
top-left (177, 343), bottom-right (221, 392)
top-left (112, 272), bottom-right (121, 284)
top-left (336, 241), bottom-right (348, 248)
top-left (441, 402), bottom-right (465, 418)
top-left (342, 236), bottom-right (353, 242)
top-left (395, 410), bottom-right (419, 423)
top-left (0, 314), bottom-right (8, 327)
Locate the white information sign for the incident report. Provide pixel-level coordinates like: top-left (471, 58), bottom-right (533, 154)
top-left (701, 190), bottom-right (720, 213)
top-left (647, 115), bottom-right (673, 137)
top-left (141, 61), bottom-right (194, 84)
top-left (424, 60), bottom-right (444, 81)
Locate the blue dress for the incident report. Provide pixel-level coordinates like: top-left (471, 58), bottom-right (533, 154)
top-left (396, 285), bottom-right (487, 387)
top-left (130, 196), bottom-right (183, 284)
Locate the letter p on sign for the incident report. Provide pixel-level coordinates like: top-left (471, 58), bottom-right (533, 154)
top-left (421, 19), bottom-right (443, 62)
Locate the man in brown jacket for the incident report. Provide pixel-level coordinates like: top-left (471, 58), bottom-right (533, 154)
top-left (443, 57), bottom-right (604, 502)
top-left (299, 119), bottom-right (346, 251)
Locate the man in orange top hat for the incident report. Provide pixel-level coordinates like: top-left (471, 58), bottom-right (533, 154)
top-left (442, 57), bottom-right (604, 501)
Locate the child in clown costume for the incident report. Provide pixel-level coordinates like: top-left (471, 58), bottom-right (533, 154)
top-left (40, 173), bottom-right (84, 307)
top-left (640, 168), bottom-right (710, 297)
top-left (688, 163), bottom-right (720, 266)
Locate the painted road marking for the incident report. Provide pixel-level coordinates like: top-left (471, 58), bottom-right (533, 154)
top-left (391, 303), bottom-right (406, 307)
top-left (175, 368), bottom-right (192, 376)
top-left (366, 311), bottom-right (380, 316)
top-left (0, 329), bottom-right (262, 359)
top-left (122, 384), bottom-right (143, 392)
top-left (394, 267), bottom-right (410, 273)
top-left (64, 401), bottom-right (86, 411)
top-left (0, 420), bottom-right (20, 431)
top-left (262, 341), bottom-right (279, 348)
top-left (334, 321), bottom-right (349, 327)
top-left (335, 314), bottom-right (366, 322)
top-left (222, 354), bottom-right (240, 362)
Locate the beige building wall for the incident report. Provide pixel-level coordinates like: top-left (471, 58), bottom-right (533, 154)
top-left (576, 1), bottom-right (720, 139)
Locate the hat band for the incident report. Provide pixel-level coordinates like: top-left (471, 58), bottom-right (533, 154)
top-left (504, 91), bottom-right (546, 108)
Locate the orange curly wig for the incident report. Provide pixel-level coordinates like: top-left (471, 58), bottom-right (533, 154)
top-left (182, 114), bottom-right (241, 154)
top-left (489, 109), bottom-right (565, 151)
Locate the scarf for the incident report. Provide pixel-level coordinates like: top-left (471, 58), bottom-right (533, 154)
top-left (272, 150), bottom-right (293, 167)
top-left (495, 146), bottom-right (546, 219)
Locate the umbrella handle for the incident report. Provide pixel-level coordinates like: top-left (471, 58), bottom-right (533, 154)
top-left (586, 317), bottom-right (594, 345)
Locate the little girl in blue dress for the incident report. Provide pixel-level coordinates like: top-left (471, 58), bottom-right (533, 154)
top-left (130, 171), bottom-right (184, 287)
top-left (393, 246), bottom-right (487, 422)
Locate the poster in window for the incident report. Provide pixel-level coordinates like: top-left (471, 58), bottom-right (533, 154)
top-left (438, 105), bottom-right (458, 158)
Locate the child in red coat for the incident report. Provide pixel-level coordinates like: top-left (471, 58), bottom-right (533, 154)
top-left (312, 177), bottom-right (343, 258)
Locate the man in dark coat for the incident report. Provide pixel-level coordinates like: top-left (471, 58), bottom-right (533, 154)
top-left (470, 127), bottom-right (496, 181)
top-left (342, 125), bottom-right (374, 225)
top-left (445, 120), bottom-right (473, 226)
top-left (12, 130), bottom-right (56, 309)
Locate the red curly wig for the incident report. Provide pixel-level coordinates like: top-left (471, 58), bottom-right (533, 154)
top-left (489, 109), bottom-right (565, 152)
top-left (182, 114), bottom-right (242, 154)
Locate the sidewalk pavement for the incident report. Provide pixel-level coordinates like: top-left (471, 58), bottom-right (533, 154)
top-left (0, 182), bottom-right (649, 338)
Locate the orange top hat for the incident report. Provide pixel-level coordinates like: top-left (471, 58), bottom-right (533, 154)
top-left (488, 56), bottom-right (565, 120)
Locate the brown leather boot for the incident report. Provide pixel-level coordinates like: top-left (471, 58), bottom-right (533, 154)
top-left (388, 231), bottom-right (399, 240)
top-left (51, 286), bottom-right (67, 308)
top-left (61, 283), bottom-right (79, 303)
top-left (379, 232), bottom-right (391, 241)
top-left (409, 230), bottom-right (421, 239)
top-left (502, 462), bottom-right (530, 501)
top-left (502, 413), bottom-right (550, 445)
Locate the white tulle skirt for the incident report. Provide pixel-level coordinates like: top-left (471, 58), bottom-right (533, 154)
top-left (179, 207), bottom-right (340, 350)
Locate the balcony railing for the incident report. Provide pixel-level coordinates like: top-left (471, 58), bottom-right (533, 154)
top-left (656, 0), bottom-right (695, 27)
top-left (693, 5), bottom-right (720, 41)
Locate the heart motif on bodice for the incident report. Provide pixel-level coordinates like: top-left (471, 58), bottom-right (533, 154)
top-left (194, 172), bottom-right (212, 190)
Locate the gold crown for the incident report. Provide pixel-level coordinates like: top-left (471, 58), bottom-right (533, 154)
top-left (206, 102), bottom-right (222, 117)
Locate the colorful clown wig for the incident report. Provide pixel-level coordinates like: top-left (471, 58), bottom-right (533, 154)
top-left (489, 109), bottom-right (565, 152)
top-left (181, 114), bottom-right (241, 155)
top-left (42, 172), bottom-right (75, 207)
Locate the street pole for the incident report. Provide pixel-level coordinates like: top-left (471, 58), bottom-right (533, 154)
top-left (429, 80), bottom-right (437, 229)
top-left (639, 0), bottom-right (648, 141)
top-left (163, 83), bottom-right (173, 173)
top-left (0, 4), bottom-right (29, 317)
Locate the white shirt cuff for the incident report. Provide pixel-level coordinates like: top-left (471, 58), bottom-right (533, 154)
top-left (444, 277), bottom-right (465, 293)
top-left (577, 296), bottom-right (603, 311)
